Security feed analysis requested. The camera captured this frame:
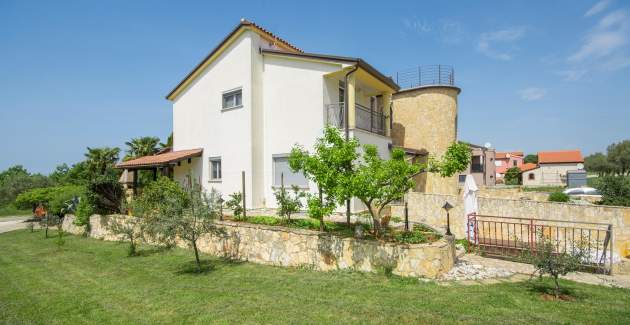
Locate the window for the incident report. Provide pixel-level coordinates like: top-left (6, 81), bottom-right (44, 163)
top-left (471, 156), bottom-right (484, 173)
top-left (273, 155), bottom-right (308, 187)
top-left (209, 157), bottom-right (221, 181)
top-left (222, 89), bottom-right (242, 110)
top-left (513, 160), bottom-right (518, 167)
top-left (528, 173), bottom-right (535, 180)
top-left (458, 175), bottom-right (467, 183)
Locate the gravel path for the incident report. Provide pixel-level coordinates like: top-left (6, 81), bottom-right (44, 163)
top-left (0, 216), bottom-right (30, 234)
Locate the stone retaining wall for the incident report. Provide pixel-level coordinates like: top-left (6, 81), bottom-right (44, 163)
top-left (62, 214), bottom-right (455, 279)
top-left (391, 192), bottom-right (630, 258)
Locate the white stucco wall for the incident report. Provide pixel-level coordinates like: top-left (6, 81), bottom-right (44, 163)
top-left (523, 163), bottom-right (580, 187)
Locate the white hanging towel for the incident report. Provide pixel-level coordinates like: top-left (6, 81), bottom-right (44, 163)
top-left (462, 175), bottom-right (479, 242)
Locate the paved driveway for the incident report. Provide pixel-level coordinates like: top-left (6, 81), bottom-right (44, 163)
top-left (0, 216), bottom-right (30, 234)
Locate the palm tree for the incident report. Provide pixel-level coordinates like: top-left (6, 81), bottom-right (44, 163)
top-left (85, 147), bottom-right (121, 176)
top-left (124, 136), bottom-right (160, 161)
top-left (160, 133), bottom-right (173, 150)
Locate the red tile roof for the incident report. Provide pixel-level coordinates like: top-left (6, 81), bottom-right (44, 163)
top-left (496, 151), bottom-right (524, 159)
top-left (116, 149), bottom-right (203, 169)
top-left (519, 163), bottom-right (538, 172)
top-left (538, 150), bottom-right (583, 164)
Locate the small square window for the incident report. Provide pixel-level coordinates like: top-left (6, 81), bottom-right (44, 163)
top-left (209, 157), bottom-right (221, 181)
top-left (528, 173), bottom-right (535, 180)
top-left (222, 89), bottom-right (242, 110)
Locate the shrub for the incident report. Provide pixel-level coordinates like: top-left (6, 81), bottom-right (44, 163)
top-left (393, 224), bottom-right (441, 244)
top-left (504, 167), bottom-right (521, 185)
top-left (596, 176), bottom-right (630, 207)
top-left (225, 192), bottom-right (243, 217)
top-left (273, 185), bottom-right (304, 221)
top-left (107, 216), bottom-right (142, 256)
top-left (548, 192), bottom-right (570, 202)
top-left (15, 185), bottom-right (84, 216)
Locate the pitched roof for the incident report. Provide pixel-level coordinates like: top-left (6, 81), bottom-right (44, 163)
top-left (116, 149), bottom-right (203, 169)
top-left (538, 150), bottom-right (583, 164)
top-left (519, 163), bottom-right (539, 172)
top-left (496, 151), bottom-right (524, 159)
top-left (166, 19), bottom-right (301, 101)
top-left (261, 49), bottom-right (400, 91)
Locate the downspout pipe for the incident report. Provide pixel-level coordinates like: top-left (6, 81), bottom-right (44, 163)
top-left (343, 65), bottom-right (358, 224)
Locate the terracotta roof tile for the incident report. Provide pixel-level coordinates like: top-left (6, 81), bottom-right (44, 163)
top-left (538, 150), bottom-right (583, 164)
top-left (116, 148), bottom-right (203, 168)
top-left (519, 163), bottom-right (538, 172)
top-left (496, 151), bottom-right (524, 159)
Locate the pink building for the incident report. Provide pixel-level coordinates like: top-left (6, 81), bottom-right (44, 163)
top-left (495, 151), bottom-right (524, 182)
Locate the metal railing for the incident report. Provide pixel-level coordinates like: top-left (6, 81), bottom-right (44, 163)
top-left (395, 65), bottom-right (455, 89)
top-left (466, 213), bottom-right (614, 274)
top-left (325, 103), bottom-right (386, 136)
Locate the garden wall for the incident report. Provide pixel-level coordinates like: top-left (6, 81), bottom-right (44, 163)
top-left (391, 193), bottom-right (630, 259)
top-left (62, 215), bottom-right (456, 279)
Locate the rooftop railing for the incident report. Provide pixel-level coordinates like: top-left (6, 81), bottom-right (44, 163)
top-left (395, 65), bottom-right (455, 89)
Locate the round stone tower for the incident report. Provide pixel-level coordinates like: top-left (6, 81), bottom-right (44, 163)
top-left (391, 66), bottom-right (460, 195)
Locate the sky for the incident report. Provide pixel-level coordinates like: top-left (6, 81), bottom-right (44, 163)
top-left (1, 0), bottom-right (629, 174)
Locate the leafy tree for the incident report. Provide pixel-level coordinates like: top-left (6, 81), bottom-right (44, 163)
top-left (225, 192), bottom-right (243, 217)
top-left (160, 133), bottom-right (173, 149)
top-left (84, 147), bottom-right (120, 177)
top-left (350, 147), bottom-right (420, 236)
top-left (504, 167), bottom-right (521, 185)
top-left (274, 184), bottom-right (304, 221)
top-left (86, 175), bottom-right (124, 215)
top-left (607, 140), bottom-right (630, 176)
top-left (74, 198), bottom-right (94, 234)
top-left (524, 154), bottom-right (538, 164)
top-left (14, 185), bottom-right (84, 216)
top-left (525, 236), bottom-right (587, 299)
top-left (428, 142), bottom-right (472, 177)
top-left (585, 152), bottom-right (616, 176)
top-left (0, 165), bottom-right (53, 207)
top-left (596, 176), bottom-right (630, 207)
top-left (124, 136), bottom-right (160, 161)
top-left (289, 126), bottom-right (359, 230)
top-left (136, 177), bottom-right (221, 272)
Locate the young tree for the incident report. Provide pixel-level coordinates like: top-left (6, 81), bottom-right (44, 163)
top-left (289, 126), bottom-right (359, 231)
top-left (274, 182), bottom-right (304, 222)
top-left (526, 236), bottom-right (587, 299)
top-left (108, 216), bottom-right (142, 256)
top-left (350, 147), bottom-right (420, 236)
top-left (225, 192), bottom-right (243, 218)
top-left (138, 177), bottom-right (221, 272)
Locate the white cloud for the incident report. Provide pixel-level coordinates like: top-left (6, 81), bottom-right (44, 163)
top-left (519, 87), bottom-right (547, 101)
top-left (568, 10), bottom-right (630, 68)
top-left (439, 19), bottom-right (464, 44)
top-left (477, 27), bottom-right (527, 60)
top-left (557, 69), bottom-right (588, 81)
top-left (402, 18), bottom-right (432, 35)
top-left (585, 0), bottom-right (612, 17)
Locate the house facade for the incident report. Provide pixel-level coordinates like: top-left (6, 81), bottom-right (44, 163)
top-left (521, 150), bottom-right (584, 187)
top-left (118, 19), bottom-right (463, 209)
top-left (494, 151), bottom-right (523, 182)
top-left (458, 143), bottom-right (496, 187)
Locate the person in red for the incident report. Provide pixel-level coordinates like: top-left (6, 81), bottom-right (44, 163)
top-left (34, 204), bottom-right (47, 219)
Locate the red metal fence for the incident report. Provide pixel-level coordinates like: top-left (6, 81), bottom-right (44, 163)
top-left (466, 213), bottom-right (613, 274)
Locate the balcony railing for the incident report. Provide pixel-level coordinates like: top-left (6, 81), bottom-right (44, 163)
top-left (325, 103), bottom-right (386, 136)
top-left (395, 65), bottom-right (455, 90)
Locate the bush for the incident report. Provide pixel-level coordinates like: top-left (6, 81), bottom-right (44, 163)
top-left (548, 192), bottom-right (570, 202)
top-left (225, 192), bottom-right (243, 217)
top-left (273, 185), bottom-right (304, 221)
top-left (74, 198), bottom-right (94, 228)
top-left (14, 185), bottom-right (84, 216)
top-left (596, 176), bottom-right (630, 207)
top-left (393, 224), bottom-right (441, 244)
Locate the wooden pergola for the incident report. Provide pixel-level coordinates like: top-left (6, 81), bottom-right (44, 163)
top-left (116, 148), bottom-right (203, 195)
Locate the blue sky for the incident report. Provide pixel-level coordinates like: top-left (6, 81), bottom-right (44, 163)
top-left (1, 0), bottom-right (629, 174)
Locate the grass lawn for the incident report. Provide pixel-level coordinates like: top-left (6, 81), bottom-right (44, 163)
top-left (521, 186), bottom-right (565, 193)
top-left (1, 230), bottom-right (630, 324)
top-left (0, 205), bottom-right (31, 217)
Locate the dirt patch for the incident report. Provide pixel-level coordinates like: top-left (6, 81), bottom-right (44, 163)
top-left (540, 293), bottom-right (575, 301)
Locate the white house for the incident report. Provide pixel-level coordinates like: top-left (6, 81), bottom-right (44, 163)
top-left (119, 19), bottom-right (399, 210)
top-left (521, 150), bottom-right (584, 187)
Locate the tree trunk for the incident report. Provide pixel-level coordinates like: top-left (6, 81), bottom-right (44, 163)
top-left (553, 275), bottom-right (560, 299)
top-left (192, 240), bottom-right (201, 272)
top-left (319, 189), bottom-right (325, 232)
top-left (346, 200), bottom-right (351, 225)
top-left (366, 204), bottom-right (380, 237)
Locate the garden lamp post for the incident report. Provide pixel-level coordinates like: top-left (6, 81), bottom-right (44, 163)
top-left (442, 201), bottom-right (454, 236)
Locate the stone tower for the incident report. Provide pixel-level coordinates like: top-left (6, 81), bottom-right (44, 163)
top-left (391, 75), bottom-right (461, 195)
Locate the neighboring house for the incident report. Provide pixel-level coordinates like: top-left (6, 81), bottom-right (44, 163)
top-left (458, 143), bottom-right (496, 187)
top-left (494, 151), bottom-right (524, 182)
top-left (521, 150), bottom-right (584, 187)
top-left (117, 19), bottom-right (463, 210)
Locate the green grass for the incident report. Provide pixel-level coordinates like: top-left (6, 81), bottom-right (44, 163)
top-left (0, 205), bottom-right (31, 217)
top-left (522, 186), bottom-right (565, 193)
top-left (1, 230), bottom-right (630, 324)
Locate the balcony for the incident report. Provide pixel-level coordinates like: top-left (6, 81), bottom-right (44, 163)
top-left (325, 102), bottom-right (386, 136)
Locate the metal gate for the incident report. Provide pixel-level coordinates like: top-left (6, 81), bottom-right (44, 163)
top-left (466, 213), bottom-right (613, 274)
